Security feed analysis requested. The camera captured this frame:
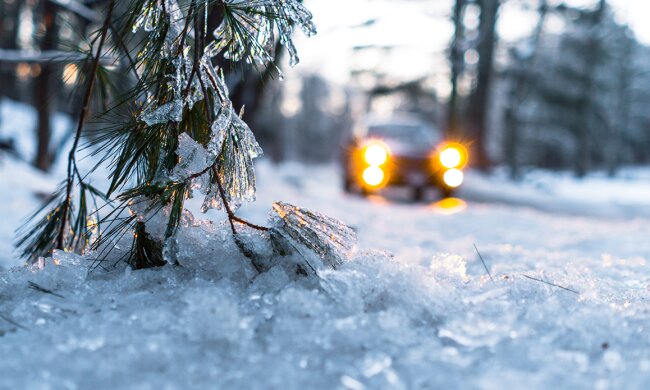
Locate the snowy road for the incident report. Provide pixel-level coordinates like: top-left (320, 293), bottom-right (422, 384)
top-left (1, 160), bottom-right (650, 389)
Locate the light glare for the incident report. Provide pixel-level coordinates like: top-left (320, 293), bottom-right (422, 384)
top-left (362, 166), bottom-right (385, 187)
top-left (443, 169), bottom-right (464, 188)
top-left (364, 144), bottom-right (389, 166)
top-left (440, 147), bottom-right (462, 168)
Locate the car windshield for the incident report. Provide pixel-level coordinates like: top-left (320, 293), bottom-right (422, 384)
top-left (368, 124), bottom-right (437, 145)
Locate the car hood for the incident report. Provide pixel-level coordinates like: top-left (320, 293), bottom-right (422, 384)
top-left (382, 139), bottom-right (435, 159)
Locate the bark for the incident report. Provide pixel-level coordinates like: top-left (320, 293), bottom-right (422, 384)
top-left (34, 0), bottom-right (60, 171)
top-left (447, 0), bottom-right (465, 137)
top-left (467, 0), bottom-right (500, 169)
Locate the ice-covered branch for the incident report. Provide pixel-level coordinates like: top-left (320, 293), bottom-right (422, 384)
top-left (0, 49), bottom-right (116, 64)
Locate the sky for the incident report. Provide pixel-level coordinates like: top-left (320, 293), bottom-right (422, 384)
top-left (292, 0), bottom-right (650, 92)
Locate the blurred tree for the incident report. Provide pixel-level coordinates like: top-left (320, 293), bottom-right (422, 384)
top-left (503, 0), bottom-right (548, 179)
top-left (447, 0), bottom-right (466, 137)
top-left (467, 0), bottom-right (501, 169)
top-left (571, 0), bottom-right (607, 177)
top-left (500, 0), bottom-right (644, 176)
top-left (606, 26), bottom-right (634, 176)
top-left (0, 0), bottom-right (21, 102)
top-left (33, 0), bottom-right (61, 171)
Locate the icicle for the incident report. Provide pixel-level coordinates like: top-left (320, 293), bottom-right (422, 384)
top-left (207, 103), bottom-right (233, 157)
top-left (269, 202), bottom-right (357, 272)
top-left (163, 234), bottom-right (179, 264)
top-left (163, 0), bottom-right (185, 54)
top-left (286, 39), bottom-right (299, 67)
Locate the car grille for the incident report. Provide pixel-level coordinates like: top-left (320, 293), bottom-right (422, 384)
top-left (392, 155), bottom-right (429, 172)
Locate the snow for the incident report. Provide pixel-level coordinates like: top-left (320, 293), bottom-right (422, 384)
top-left (0, 157), bottom-right (56, 270)
top-left (2, 98), bottom-right (650, 387)
top-left (0, 98), bottom-right (72, 172)
top-left (461, 168), bottom-right (650, 219)
top-left (1, 156), bottom-right (650, 388)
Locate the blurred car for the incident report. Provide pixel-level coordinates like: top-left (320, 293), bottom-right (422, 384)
top-left (342, 118), bottom-right (468, 200)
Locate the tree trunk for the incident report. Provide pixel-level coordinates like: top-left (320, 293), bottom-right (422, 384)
top-left (574, 0), bottom-right (606, 178)
top-left (34, 0), bottom-right (60, 171)
top-left (447, 0), bottom-right (465, 137)
top-left (607, 33), bottom-right (634, 177)
top-left (0, 0), bottom-right (21, 101)
top-left (468, 0), bottom-right (500, 169)
top-left (504, 0), bottom-right (548, 180)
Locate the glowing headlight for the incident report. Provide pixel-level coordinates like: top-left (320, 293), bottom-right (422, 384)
top-left (443, 168), bottom-right (464, 188)
top-left (440, 147), bottom-right (462, 168)
top-left (364, 143), bottom-right (389, 166)
top-left (362, 166), bottom-right (385, 186)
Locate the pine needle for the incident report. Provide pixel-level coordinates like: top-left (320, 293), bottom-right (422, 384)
top-left (0, 313), bottom-right (27, 330)
top-left (27, 281), bottom-right (65, 298)
top-left (473, 243), bottom-right (494, 282)
top-left (522, 274), bottom-right (579, 294)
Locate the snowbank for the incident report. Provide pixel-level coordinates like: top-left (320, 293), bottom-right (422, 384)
top-left (460, 168), bottom-right (650, 219)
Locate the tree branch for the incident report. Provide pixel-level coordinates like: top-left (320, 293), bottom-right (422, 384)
top-left (0, 49), bottom-right (115, 64)
top-left (213, 167), bottom-right (268, 232)
top-left (57, 0), bottom-right (116, 250)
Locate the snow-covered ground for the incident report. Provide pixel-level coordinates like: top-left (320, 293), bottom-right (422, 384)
top-left (1, 155), bottom-right (650, 389)
top-left (2, 99), bottom-right (650, 389)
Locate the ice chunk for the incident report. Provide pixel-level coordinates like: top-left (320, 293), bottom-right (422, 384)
top-left (140, 100), bottom-right (183, 126)
top-left (269, 202), bottom-right (357, 272)
top-left (170, 133), bottom-right (211, 182)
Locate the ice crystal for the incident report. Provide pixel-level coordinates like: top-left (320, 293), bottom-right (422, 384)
top-left (139, 52), bottom-right (205, 125)
top-left (140, 100), bottom-right (184, 126)
top-left (133, 0), bottom-right (185, 53)
top-left (209, 0), bottom-right (317, 67)
top-left (170, 133), bottom-right (211, 182)
top-left (269, 202), bottom-right (357, 272)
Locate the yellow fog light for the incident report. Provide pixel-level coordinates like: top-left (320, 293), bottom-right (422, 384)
top-left (362, 166), bottom-right (385, 187)
top-left (443, 169), bottom-right (464, 188)
top-left (364, 142), bottom-right (389, 166)
top-left (437, 142), bottom-right (468, 169)
top-left (440, 147), bottom-right (462, 168)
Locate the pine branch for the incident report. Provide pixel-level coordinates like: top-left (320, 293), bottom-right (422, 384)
top-left (0, 49), bottom-right (114, 64)
top-left (57, 0), bottom-right (116, 251)
top-left (17, 0), bottom-right (318, 270)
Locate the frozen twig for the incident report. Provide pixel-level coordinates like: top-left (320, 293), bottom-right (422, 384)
top-left (213, 167), bottom-right (268, 232)
top-left (522, 274), bottom-right (579, 294)
top-left (473, 243), bottom-right (493, 282)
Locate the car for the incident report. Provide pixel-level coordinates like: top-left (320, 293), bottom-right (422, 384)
top-left (342, 118), bottom-right (468, 200)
